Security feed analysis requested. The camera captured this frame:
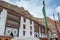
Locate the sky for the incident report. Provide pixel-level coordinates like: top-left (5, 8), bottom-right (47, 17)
top-left (2, 0), bottom-right (60, 20)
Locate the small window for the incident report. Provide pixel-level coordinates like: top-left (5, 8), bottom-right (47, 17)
top-left (7, 30), bottom-right (10, 33)
top-left (30, 31), bottom-right (32, 36)
top-left (14, 31), bottom-right (16, 33)
top-left (23, 24), bottom-right (26, 29)
top-left (30, 20), bottom-right (32, 24)
top-left (23, 31), bottom-right (25, 36)
top-left (30, 26), bottom-right (32, 30)
top-left (24, 17), bottom-right (26, 22)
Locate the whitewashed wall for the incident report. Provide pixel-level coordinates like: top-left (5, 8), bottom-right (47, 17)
top-left (0, 9), bottom-right (7, 35)
top-left (42, 33), bottom-right (47, 38)
top-left (39, 27), bottom-right (41, 38)
top-left (31, 21), bottom-right (34, 37)
top-left (39, 32), bottom-right (42, 37)
top-left (48, 31), bottom-right (51, 37)
top-left (19, 16), bottom-right (34, 37)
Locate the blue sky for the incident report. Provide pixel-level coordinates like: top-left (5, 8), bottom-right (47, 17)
top-left (3, 0), bottom-right (60, 20)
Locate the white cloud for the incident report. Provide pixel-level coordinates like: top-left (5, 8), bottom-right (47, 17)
top-left (54, 6), bottom-right (60, 20)
top-left (56, 6), bottom-right (60, 13)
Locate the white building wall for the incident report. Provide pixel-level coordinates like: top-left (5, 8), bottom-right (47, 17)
top-left (19, 16), bottom-right (34, 37)
top-left (0, 9), bottom-right (7, 35)
top-left (49, 31), bottom-right (51, 37)
top-left (39, 32), bottom-right (41, 37)
top-left (19, 16), bottom-right (24, 37)
top-left (39, 27), bottom-right (41, 38)
top-left (32, 21), bottom-right (34, 37)
top-left (25, 18), bottom-right (30, 37)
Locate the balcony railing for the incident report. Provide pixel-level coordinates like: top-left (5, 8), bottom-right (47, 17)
top-left (6, 20), bottom-right (20, 28)
top-left (7, 14), bottom-right (20, 22)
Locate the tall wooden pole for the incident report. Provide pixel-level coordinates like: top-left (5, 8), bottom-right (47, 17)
top-left (53, 13), bottom-right (59, 33)
top-left (42, 0), bottom-right (50, 40)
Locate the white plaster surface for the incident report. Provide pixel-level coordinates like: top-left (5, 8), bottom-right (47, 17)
top-left (11, 37), bottom-right (40, 40)
top-left (0, 9), bottom-right (7, 35)
top-left (19, 16), bottom-right (34, 37)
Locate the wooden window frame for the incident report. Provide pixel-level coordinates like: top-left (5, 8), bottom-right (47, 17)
top-left (30, 31), bottom-right (32, 36)
top-left (30, 20), bottom-right (32, 24)
top-left (24, 17), bottom-right (26, 22)
top-left (30, 26), bottom-right (32, 30)
top-left (23, 24), bottom-right (26, 29)
top-left (23, 31), bottom-right (25, 36)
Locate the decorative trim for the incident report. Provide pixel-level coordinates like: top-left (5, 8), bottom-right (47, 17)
top-left (4, 26), bottom-right (6, 35)
top-left (17, 28), bottom-right (19, 37)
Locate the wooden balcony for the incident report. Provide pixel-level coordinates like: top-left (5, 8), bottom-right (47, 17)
top-left (7, 13), bottom-right (20, 23)
top-left (6, 20), bottom-right (20, 29)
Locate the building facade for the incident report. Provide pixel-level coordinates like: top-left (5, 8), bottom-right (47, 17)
top-left (0, 0), bottom-right (53, 40)
top-left (0, 7), bottom-right (35, 37)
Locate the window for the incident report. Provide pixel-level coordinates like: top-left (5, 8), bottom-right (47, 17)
top-left (24, 17), bottom-right (26, 22)
top-left (30, 26), bottom-right (32, 30)
top-left (23, 31), bottom-right (25, 36)
top-left (14, 31), bottom-right (16, 33)
top-left (7, 30), bottom-right (10, 33)
top-left (30, 20), bottom-right (32, 24)
top-left (23, 24), bottom-right (26, 29)
top-left (7, 13), bottom-right (20, 25)
top-left (30, 31), bottom-right (32, 36)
